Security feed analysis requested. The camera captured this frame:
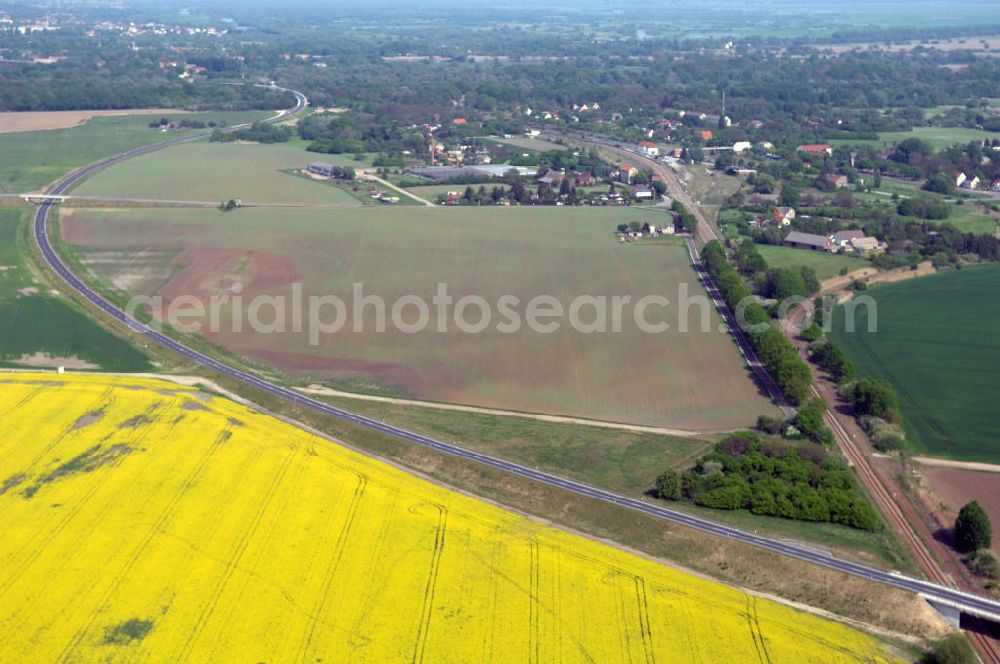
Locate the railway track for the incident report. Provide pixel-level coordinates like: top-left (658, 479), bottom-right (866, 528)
top-left (580, 129), bottom-right (1000, 661)
top-left (30, 109), bottom-right (1000, 660)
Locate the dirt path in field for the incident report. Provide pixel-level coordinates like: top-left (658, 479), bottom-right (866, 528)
top-left (818, 261), bottom-right (935, 295)
top-left (912, 456), bottom-right (1000, 474)
top-left (295, 384), bottom-right (718, 437)
top-left (358, 171), bottom-right (436, 206)
top-left (1, 367), bottom-right (716, 436)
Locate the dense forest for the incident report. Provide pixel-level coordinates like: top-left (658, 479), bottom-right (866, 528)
top-left (3, 0), bottom-right (1000, 134)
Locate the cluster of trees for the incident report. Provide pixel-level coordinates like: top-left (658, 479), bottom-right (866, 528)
top-left (657, 433), bottom-right (881, 531)
top-left (210, 122), bottom-right (292, 144)
top-left (810, 340), bottom-right (856, 384)
top-left (848, 378), bottom-right (901, 423)
top-left (671, 201), bottom-right (699, 234)
top-left (733, 241), bottom-right (821, 300)
top-left (320, 165), bottom-right (356, 180)
top-left (701, 241), bottom-right (811, 403)
top-left (149, 117), bottom-right (213, 130)
top-left (0, 39), bottom-right (294, 112)
top-left (441, 185), bottom-right (511, 206)
top-left (793, 398), bottom-right (834, 445)
top-left (761, 265), bottom-right (821, 300)
top-left (883, 138), bottom-right (1000, 185)
top-left (897, 195), bottom-right (951, 220)
top-left (300, 113), bottom-right (424, 155)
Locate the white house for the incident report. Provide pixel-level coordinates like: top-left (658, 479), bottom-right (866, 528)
top-left (638, 140), bottom-right (660, 157)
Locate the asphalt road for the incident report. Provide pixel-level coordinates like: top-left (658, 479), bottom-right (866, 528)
top-left (29, 89), bottom-right (1000, 624)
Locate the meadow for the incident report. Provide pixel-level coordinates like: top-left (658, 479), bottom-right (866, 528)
top-left (830, 126), bottom-right (1000, 150)
top-left (0, 372), bottom-right (906, 663)
top-left (0, 209), bottom-right (150, 371)
top-left (61, 205), bottom-right (779, 430)
top-left (831, 264), bottom-right (1000, 463)
top-left (756, 244), bottom-right (871, 282)
top-left (0, 111), bottom-right (268, 194)
top-left (74, 142), bottom-right (361, 206)
top-left (858, 178), bottom-right (998, 235)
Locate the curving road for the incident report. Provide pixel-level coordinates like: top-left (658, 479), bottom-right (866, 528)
top-left (30, 87), bottom-right (1000, 626)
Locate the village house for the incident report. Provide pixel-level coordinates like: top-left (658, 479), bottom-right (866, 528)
top-left (955, 171), bottom-right (967, 188)
top-left (699, 130), bottom-right (713, 141)
top-left (821, 173), bottom-right (848, 189)
top-left (796, 144), bottom-right (833, 157)
top-left (961, 175), bottom-right (981, 190)
top-left (619, 164), bottom-right (639, 184)
top-left (991, 178), bottom-right (1000, 192)
top-left (846, 236), bottom-right (884, 255)
top-left (783, 230), bottom-right (832, 252)
top-left (771, 206), bottom-right (796, 225)
top-left (630, 185), bottom-right (653, 199)
top-left (638, 140), bottom-right (660, 158)
top-left (574, 172), bottom-right (595, 187)
top-left (732, 141), bottom-right (752, 153)
top-left (831, 230), bottom-right (866, 249)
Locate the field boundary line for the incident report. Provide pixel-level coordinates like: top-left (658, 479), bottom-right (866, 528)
top-left (294, 385), bottom-right (719, 437)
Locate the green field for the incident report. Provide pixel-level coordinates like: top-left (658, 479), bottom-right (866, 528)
top-left (0, 210), bottom-right (150, 371)
top-left (831, 264), bottom-right (1000, 463)
top-left (860, 178), bottom-right (998, 234)
top-left (0, 111), bottom-right (268, 194)
top-left (482, 135), bottom-right (566, 152)
top-left (318, 392), bottom-right (713, 493)
top-left (756, 244), bottom-right (871, 281)
top-left (74, 142), bottom-right (362, 206)
top-left (62, 204), bottom-right (778, 430)
top-left (936, 203), bottom-right (999, 235)
top-left (831, 126), bottom-right (1000, 150)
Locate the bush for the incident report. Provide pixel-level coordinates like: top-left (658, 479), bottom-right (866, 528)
top-left (795, 398), bottom-right (827, 440)
top-left (756, 415), bottom-right (784, 435)
top-left (810, 340), bottom-right (855, 383)
top-left (966, 550), bottom-right (1000, 581)
top-left (897, 196), bottom-right (950, 220)
top-left (850, 379), bottom-right (899, 422)
top-left (800, 323), bottom-right (823, 343)
top-left (955, 501), bottom-right (992, 553)
top-left (872, 432), bottom-right (905, 453)
top-left (926, 634), bottom-right (976, 664)
top-left (655, 470), bottom-right (682, 500)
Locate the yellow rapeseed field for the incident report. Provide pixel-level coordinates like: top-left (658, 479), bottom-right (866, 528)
top-left (0, 373), bottom-right (904, 663)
